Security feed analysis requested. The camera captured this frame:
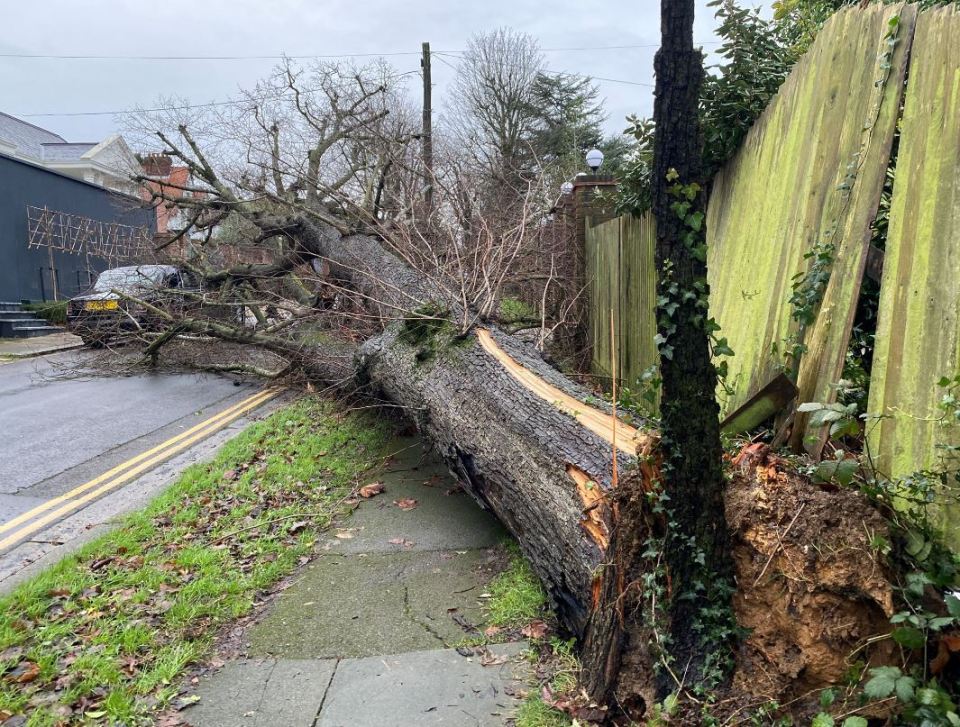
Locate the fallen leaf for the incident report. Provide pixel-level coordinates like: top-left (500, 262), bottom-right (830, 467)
top-left (573, 704), bottom-right (608, 721)
top-left (10, 662), bottom-right (40, 683)
top-left (483, 625), bottom-right (502, 637)
top-left (334, 530), bottom-right (355, 539)
top-left (394, 498), bottom-right (418, 511)
top-left (222, 469), bottom-right (239, 481)
top-left (287, 521), bottom-right (309, 535)
top-left (930, 633), bottom-right (960, 675)
top-left (480, 649), bottom-right (509, 667)
top-left (359, 482), bottom-right (385, 498)
top-left (387, 538), bottom-right (415, 548)
top-left (521, 620), bottom-right (550, 639)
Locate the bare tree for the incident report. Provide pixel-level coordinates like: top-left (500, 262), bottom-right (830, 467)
top-left (445, 28), bottom-right (544, 179)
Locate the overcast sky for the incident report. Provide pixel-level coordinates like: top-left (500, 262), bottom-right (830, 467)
top-left (1, 0), bottom-right (770, 146)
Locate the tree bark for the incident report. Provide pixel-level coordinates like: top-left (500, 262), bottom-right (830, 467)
top-left (581, 0), bottom-right (732, 711)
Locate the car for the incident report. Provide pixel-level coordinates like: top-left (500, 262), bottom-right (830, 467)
top-left (66, 264), bottom-right (201, 346)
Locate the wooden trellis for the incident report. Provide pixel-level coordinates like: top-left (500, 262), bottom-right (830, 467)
top-left (26, 205), bottom-right (151, 266)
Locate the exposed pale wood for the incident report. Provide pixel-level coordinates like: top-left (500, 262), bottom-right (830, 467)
top-left (476, 327), bottom-right (647, 454)
top-left (567, 464), bottom-right (611, 550)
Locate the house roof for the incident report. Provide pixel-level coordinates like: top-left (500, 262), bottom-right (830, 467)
top-left (0, 112), bottom-right (67, 159)
top-left (41, 142), bottom-right (98, 162)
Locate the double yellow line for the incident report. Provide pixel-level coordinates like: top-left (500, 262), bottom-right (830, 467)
top-left (0, 387), bottom-right (281, 552)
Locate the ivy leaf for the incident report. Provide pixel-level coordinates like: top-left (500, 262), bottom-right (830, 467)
top-left (892, 626), bottom-right (926, 650)
top-left (928, 616), bottom-right (955, 631)
top-left (713, 338), bottom-right (734, 357)
top-left (812, 713), bottom-right (835, 727)
top-left (686, 211), bottom-right (704, 231)
top-left (814, 457), bottom-right (858, 486)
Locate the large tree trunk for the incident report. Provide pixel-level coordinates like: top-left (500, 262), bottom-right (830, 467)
top-left (359, 325), bottom-right (651, 634)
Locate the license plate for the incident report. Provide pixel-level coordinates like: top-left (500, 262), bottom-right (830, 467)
top-left (84, 300), bottom-right (118, 311)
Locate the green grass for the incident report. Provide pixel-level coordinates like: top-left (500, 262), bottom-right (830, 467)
top-left (0, 397), bottom-right (388, 726)
top-left (485, 543), bottom-right (549, 628)
top-left (514, 638), bottom-right (582, 727)
top-left (515, 696), bottom-right (574, 727)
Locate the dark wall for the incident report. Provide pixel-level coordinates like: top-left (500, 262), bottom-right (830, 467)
top-left (0, 154), bottom-right (156, 302)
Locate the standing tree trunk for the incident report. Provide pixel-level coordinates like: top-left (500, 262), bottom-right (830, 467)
top-left (581, 0), bottom-right (733, 713)
top-left (650, 0), bottom-right (732, 689)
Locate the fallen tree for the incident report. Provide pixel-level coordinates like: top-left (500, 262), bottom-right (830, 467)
top-left (106, 58), bottom-right (899, 721)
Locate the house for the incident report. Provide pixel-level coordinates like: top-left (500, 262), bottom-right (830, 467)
top-left (139, 153), bottom-right (201, 238)
top-left (0, 114), bottom-right (155, 304)
top-left (0, 112), bottom-right (139, 195)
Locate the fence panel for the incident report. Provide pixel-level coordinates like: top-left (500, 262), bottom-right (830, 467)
top-left (586, 216), bottom-right (620, 382)
top-left (866, 6), bottom-right (960, 542)
top-left (705, 3), bottom-right (915, 429)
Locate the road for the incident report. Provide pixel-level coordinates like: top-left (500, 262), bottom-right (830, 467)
top-left (0, 350), bottom-right (281, 588)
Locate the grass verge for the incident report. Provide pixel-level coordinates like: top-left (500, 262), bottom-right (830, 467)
top-left (485, 543), bottom-right (549, 628)
top-left (0, 397), bottom-right (388, 726)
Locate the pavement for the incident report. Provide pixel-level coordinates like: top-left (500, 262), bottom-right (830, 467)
top-left (181, 439), bottom-right (531, 727)
top-left (0, 349), bottom-right (283, 591)
top-left (0, 331), bottom-right (83, 359)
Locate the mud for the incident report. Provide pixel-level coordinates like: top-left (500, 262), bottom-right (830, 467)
top-left (726, 444), bottom-right (895, 705)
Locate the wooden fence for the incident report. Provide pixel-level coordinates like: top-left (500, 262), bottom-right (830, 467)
top-left (585, 213), bottom-right (657, 390)
top-left (585, 4), bottom-right (960, 544)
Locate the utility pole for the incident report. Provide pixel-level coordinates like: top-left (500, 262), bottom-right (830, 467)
top-left (421, 41), bottom-right (434, 209)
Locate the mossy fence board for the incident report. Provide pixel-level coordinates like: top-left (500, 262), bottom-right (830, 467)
top-left (706, 3), bottom-right (915, 425)
top-left (867, 6), bottom-right (960, 539)
top-left (585, 213), bottom-right (657, 390)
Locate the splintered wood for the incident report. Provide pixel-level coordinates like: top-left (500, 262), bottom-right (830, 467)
top-left (567, 464), bottom-right (611, 550)
top-left (476, 328), bottom-right (646, 455)
top-left (477, 327), bottom-right (658, 552)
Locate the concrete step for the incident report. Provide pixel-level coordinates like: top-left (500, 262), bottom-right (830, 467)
top-left (0, 302), bottom-right (23, 312)
top-left (0, 311), bottom-right (36, 320)
top-left (0, 318), bottom-right (59, 338)
top-left (7, 326), bottom-right (61, 339)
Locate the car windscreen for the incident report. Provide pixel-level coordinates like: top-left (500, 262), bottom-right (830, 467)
top-left (93, 268), bottom-right (171, 293)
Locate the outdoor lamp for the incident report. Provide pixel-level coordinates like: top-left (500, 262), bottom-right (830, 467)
top-left (585, 148), bottom-right (604, 171)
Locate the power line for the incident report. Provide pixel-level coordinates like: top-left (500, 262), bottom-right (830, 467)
top-left (0, 42), bottom-right (720, 62)
top-left (15, 70), bottom-right (422, 118)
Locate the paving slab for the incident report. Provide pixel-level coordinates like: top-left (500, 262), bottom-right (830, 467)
top-left (248, 548), bottom-right (503, 658)
top-left (322, 437), bottom-right (508, 555)
top-left (182, 658), bottom-right (336, 727)
top-left (317, 643), bottom-right (528, 727)
top-left (0, 332), bottom-right (82, 359)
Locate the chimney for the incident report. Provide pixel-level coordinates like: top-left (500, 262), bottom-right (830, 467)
top-left (142, 153), bottom-right (173, 177)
